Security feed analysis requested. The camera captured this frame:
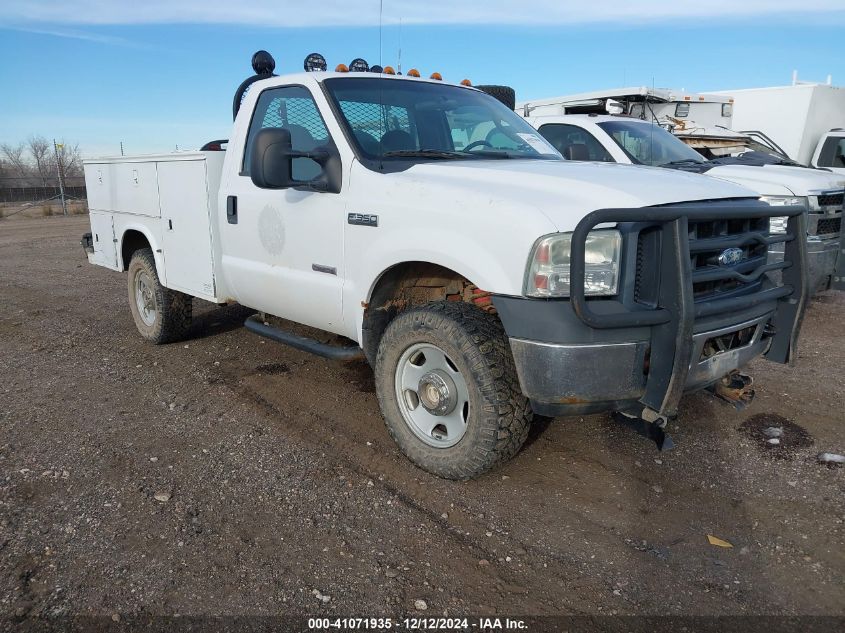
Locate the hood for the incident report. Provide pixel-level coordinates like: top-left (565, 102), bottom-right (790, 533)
top-left (396, 159), bottom-right (756, 231)
top-left (707, 163), bottom-right (845, 197)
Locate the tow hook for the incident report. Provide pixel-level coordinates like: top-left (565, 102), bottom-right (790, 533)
top-left (709, 370), bottom-right (755, 410)
top-left (613, 408), bottom-right (675, 451)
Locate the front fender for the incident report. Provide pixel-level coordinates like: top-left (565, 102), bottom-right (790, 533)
top-left (342, 227), bottom-right (526, 343)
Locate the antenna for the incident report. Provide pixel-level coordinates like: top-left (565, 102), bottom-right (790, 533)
top-left (398, 18), bottom-right (402, 75)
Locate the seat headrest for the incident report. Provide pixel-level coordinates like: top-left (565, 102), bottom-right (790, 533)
top-left (564, 143), bottom-right (590, 161)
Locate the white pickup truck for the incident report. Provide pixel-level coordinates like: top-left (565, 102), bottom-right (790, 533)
top-left (82, 53), bottom-right (809, 479)
top-left (522, 113), bottom-right (844, 293)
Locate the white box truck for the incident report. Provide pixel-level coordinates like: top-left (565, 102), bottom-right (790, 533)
top-left (713, 79), bottom-right (845, 173)
top-left (81, 52), bottom-right (808, 479)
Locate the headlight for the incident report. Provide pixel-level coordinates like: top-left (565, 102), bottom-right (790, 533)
top-left (760, 196), bottom-right (806, 235)
top-left (768, 216), bottom-right (788, 234)
top-left (525, 230), bottom-right (621, 298)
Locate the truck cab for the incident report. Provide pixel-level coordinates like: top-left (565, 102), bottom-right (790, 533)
top-left (82, 54), bottom-right (809, 479)
top-left (521, 112), bottom-right (844, 294)
top-left (812, 130), bottom-right (845, 175)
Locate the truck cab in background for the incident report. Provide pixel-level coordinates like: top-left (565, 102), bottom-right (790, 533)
top-left (519, 91), bottom-right (845, 294)
top-left (812, 130), bottom-right (845, 175)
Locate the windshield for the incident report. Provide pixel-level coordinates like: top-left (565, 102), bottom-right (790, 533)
top-left (596, 120), bottom-right (704, 167)
top-left (323, 77), bottom-right (562, 162)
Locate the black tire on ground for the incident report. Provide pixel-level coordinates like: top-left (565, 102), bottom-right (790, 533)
top-left (475, 85), bottom-right (517, 111)
top-left (126, 248), bottom-right (192, 344)
top-left (374, 301), bottom-right (532, 480)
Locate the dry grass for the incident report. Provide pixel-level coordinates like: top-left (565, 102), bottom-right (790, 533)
top-left (0, 201), bottom-right (88, 219)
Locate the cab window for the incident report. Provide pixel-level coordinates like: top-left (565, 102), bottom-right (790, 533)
top-left (537, 124), bottom-right (614, 162)
top-left (817, 137), bottom-right (845, 168)
top-left (242, 86), bottom-right (331, 181)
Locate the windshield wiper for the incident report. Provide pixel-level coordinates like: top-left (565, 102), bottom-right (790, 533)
top-left (382, 149), bottom-right (466, 159)
top-left (661, 159), bottom-right (705, 167)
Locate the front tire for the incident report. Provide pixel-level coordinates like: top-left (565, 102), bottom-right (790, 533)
top-left (127, 248), bottom-right (192, 344)
top-left (375, 302), bottom-right (532, 480)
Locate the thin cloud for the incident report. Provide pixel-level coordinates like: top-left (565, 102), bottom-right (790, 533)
top-left (1, 0), bottom-right (842, 27)
top-left (7, 26), bottom-right (144, 48)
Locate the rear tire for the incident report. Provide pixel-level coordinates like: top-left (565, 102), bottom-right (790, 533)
top-left (375, 301), bottom-right (532, 480)
top-left (127, 248), bottom-right (192, 344)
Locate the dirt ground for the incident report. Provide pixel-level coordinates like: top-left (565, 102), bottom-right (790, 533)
top-left (1, 216), bottom-right (843, 624)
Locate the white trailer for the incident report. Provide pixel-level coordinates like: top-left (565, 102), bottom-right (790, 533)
top-left (714, 80), bottom-right (845, 171)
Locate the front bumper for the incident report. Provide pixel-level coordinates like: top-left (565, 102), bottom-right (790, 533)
top-left (509, 314), bottom-right (772, 416)
top-left (495, 202), bottom-right (808, 419)
top-left (769, 236), bottom-right (839, 294)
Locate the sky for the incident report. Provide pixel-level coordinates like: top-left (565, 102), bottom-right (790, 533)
top-left (1, 1), bottom-right (844, 156)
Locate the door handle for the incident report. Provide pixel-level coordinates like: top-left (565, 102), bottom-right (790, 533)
top-left (227, 196), bottom-right (238, 224)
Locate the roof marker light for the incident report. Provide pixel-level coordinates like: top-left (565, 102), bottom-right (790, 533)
top-left (430, 72), bottom-right (442, 81)
top-left (383, 66), bottom-right (396, 75)
top-left (349, 58), bottom-right (370, 73)
top-left (304, 52), bottom-right (327, 72)
top-left (407, 68), bottom-right (421, 77)
top-left (335, 63), bottom-right (349, 72)
top-left (460, 79), bottom-right (472, 86)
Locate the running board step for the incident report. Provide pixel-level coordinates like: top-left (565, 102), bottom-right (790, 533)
top-left (244, 314), bottom-right (365, 361)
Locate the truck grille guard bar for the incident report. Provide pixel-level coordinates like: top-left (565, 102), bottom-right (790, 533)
top-left (569, 204), bottom-right (808, 418)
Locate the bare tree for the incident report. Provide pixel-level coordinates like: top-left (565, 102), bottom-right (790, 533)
top-left (0, 142), bottom-right (28, 179)
top-left (27, 136), bottom-right (52, 186)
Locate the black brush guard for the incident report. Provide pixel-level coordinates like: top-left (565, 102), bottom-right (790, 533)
top-left (570, 204), bottom-right (808, 418)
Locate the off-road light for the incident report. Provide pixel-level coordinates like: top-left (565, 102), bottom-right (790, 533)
top-left (304, 52), bottom-right (327, 72)
top-left (430, 72), bottom-right (442, 81)
top-left (525, 230), bottom-right (622, 298)
top-left (370, 64), bottom-right (384, 73)
top-left (407, 68), bottom-right (421, 78)
top-left (349, 58), bottom-right (370, 73)
top-left (335, 63), bottom-right (349, 73)
top-left (251, 50), bottom-right (276, 75)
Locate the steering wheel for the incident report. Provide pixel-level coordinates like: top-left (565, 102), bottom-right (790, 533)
top-left (463, 139), bottom-right (494, 152)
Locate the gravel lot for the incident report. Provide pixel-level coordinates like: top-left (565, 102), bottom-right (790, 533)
top-left (1, 216), bottom-right (843, 625)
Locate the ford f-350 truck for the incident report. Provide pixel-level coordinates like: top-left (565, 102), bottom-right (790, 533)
top-left (82, 53), bottom-right (808, 479)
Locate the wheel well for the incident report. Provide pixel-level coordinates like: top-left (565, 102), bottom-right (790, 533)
top-left (361, 262), bottom-right (495, 365)
top-left (121, 230), bottom-right (151, 270)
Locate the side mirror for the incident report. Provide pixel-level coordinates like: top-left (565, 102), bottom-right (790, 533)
top-left (250, 128), bottom-right (295, 189)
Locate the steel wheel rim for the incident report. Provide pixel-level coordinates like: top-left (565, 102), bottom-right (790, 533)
top-left (135, 270), bottom-right (157, 327)
top-left (395, 342), bottom-right (470, 448)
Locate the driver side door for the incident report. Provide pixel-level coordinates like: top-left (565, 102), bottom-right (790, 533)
top-left (221, 85), bottom-right (346, 334)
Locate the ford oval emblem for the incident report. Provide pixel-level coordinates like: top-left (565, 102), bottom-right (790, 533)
top-left (718, 247), bottom-right (744, 266)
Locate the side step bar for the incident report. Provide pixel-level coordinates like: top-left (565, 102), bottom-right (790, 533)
top-left (244, 314), bottom-right (365, 361)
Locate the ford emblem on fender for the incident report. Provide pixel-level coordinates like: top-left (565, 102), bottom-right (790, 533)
top-left (718, 247), bottom-right (744, 266)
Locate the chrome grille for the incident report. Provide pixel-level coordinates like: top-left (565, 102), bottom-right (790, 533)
top-left (816, 192), bottom-right (843, 208)
top-left (816, 217), bottom-right (842, 236)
